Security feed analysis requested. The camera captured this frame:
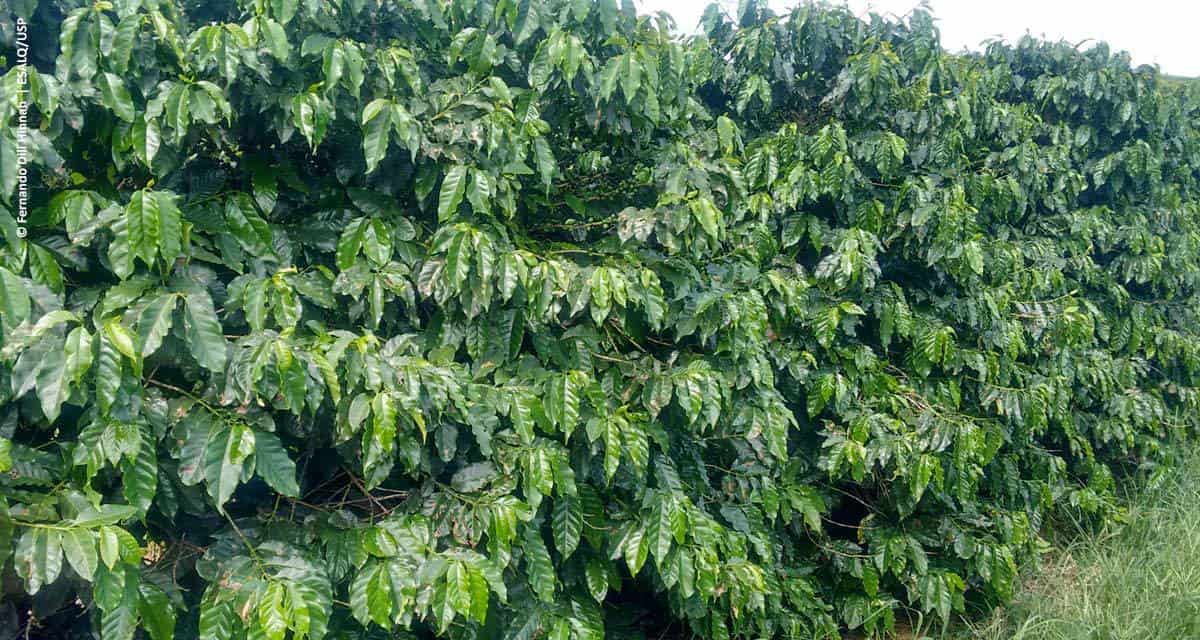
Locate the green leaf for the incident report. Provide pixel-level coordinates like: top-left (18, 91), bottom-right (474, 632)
top-left (155, 191), bottom-right (183, 261)
top-left (107, 218), bottom-right (136, 279)
top-left (533, 137), bottom-right (555, 189)
top-left (292, 92), bottom-right (330, 149)
top-left (528, 42), bottom-right (554, 90)
top-left (60, 529), bottom-right (98, 581)
top-left (35, 339), bottom-right (71, 421)
top-left (259, 581), bottom-right (288, 640)
top-left (99, 73), bottom-right (136, 122)
top-left (225, 194), bottom-right (273, 257)
top-left (366, 563), bottom-right (393, 627)
top-left (29, 245), bottom-right (64, 293)
top-left (198, 596), bottom-right (235, 640)
top-left (94, 562), bottom-right (126, 611)
top-left (451, 461), bottom-right (497, 492)
top-left (99, 571), bottom-right (139, 640)
top-left (104, 318), bottom-right (139, 364)
top-left (524, 529), bottom-right (556, 603)
top-left (253, 430), bottom-right (301, 497)
top-left (272, 0), bottom-right (298, 24)
top-left (131, 119), bottom-right (161, 167)
top-left (638, 270), bottom-right (666, 330)
top-left (622, 525), bottom-right (648, 576)
top-left (122, 429), bottom-right (158, 515)
top-left (438, 165), bottom-right (469, 221)
top-left (126, 190), bottom-right (161, 266)
top-left (242, 279), bottom-right (269, 331)
top-left (110, 16), bottom-right (140, 75)
top-left (362, 102), bottom-right (392, 174)
top-left (137, 294), bottom-right (177, 357)
top-left (98, 527), bottom-right (120, 570)
top-left (585, 557), bottom-right (608, 602)
top-left (15, 528), bottom-right (62, 594)
top-left (336, 218), bottom-right (366, 270)
top-left (467, 168), bottom-right (493, 216)
top-left (447, 230), bottom-right (476, 292)
top-left (362, 219), bottom-right (392, 266)
top-left (646, 499), bottom-right (673, 565)
top-left (72, 505), bottom-right (139, 528)
top-left (446, 561), bottom-right (471, 620)
top-left (603, 416), bottom-right (622, 482)
top-left (691, 197), bottom-right (721, 240)
top-left (468, 565), bottom-right (490, 623)
top-left (138, 584), bottom-right (177, 640)
top-left (342, 43), bottom-right (365, 97)
top-left (363, 392), bottom-right (397, 480)
top-left (544, 372), bottom-right (582, 439)
top-left (349, 562), bottom-right (375, 626)
top-left (261, 18), bottom-right (290, 61)
top-left (202, 419), bottom-right (250, 511)
top-left (551, 495), bottom-right (582, 558)
top-left (163, 83), bottom-right (191, 140)
top-left (323, 42), bottom-right (346, 94)
top-left (95, 335), bottom-right (123, 414)
top-left (618, 54), bottom-right (641, 103)
top-left (0, 267), bottom-right (31, 326)
top-left (183, 291), bottom-right (227, 372)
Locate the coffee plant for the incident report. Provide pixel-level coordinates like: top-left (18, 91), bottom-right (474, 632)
top-left (2, 0), bottom-right (1199, 637)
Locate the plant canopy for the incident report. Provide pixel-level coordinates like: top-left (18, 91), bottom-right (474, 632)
top-left (2, 0), bottom-right (1200, 638)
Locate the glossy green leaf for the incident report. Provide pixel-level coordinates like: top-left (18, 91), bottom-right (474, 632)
top-left (524, 528), bottom-right (556, 603)
top-left (253, 430), bottom-right (300, 497)
top-left (99, 73), bottom-right (136, 122)
top-left (551, 495), bottom-right (582, 558)
top-left (438, 165), bottom-right (469, 222)
top-left (60, 528), bottom-right (98, 581)
top-left (183, 291), bottom-right (227, 372)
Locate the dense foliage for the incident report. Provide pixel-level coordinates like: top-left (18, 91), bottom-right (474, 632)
top-left (2, 0), bottom-right (1200, 638)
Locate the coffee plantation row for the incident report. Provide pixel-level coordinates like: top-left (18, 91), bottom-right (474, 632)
top-left (2, 0), bottom-right (1199, 638)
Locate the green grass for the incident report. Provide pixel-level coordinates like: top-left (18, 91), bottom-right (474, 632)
top-left (953, 454), bottom-right (1200, 640)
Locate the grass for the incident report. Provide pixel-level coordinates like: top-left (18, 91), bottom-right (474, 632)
top-left (951, 452), bottom-right (1200, 640)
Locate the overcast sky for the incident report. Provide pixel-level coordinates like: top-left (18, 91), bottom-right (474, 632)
top-left (636, 0), bottom-right (1200, 77)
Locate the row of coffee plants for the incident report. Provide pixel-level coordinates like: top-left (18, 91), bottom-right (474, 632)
top-left (2, 0), bottom-right (1199, 637)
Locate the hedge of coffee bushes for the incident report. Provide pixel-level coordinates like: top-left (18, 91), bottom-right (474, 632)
top-left (2, 0), bottom-right (1200, 637)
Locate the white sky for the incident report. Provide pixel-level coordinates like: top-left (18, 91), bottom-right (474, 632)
top-left (637, 0), bottom-right (1200, 77)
